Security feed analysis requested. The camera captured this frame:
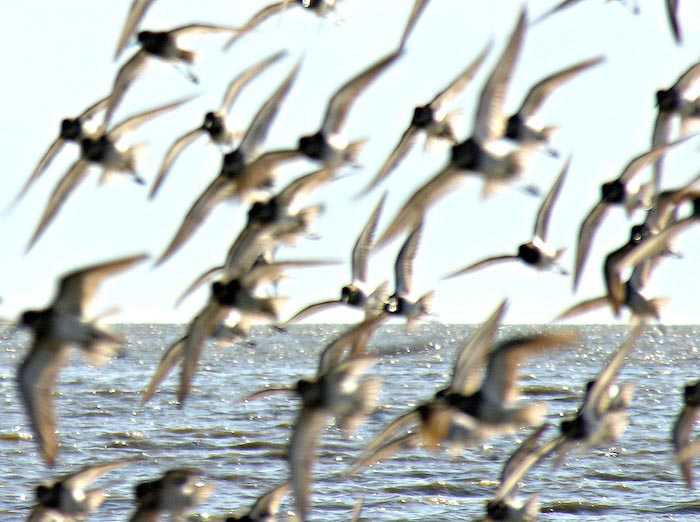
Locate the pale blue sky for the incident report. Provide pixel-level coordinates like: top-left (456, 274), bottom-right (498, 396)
top-left (2, 1), bottom-right (700, 325)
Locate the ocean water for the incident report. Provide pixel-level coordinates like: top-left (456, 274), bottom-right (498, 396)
top-left (1, 323), bottom-right (700, 521)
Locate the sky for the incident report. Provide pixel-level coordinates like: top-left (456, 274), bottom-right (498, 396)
top-left (2, 1), bottom-right (700, 326)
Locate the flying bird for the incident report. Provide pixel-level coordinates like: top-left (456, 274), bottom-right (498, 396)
top-left (572, 136), bottom-right (693, 291)
top-left (29, 458), bottom-right (137, 520)
top-left (26, 97), bottom-right (191, 251)
top-left (652, 61), bottom-right (700, 189)
top-left (155, 61), bottom-right (302, 266)
top-left (375, 8), bottom-right (536, 248)
top-left (503, 56), bottom-right (605, 156)
top-left (104, 23), bottom-right (240, 127)
top-left (149, 50), bottom-right (286, 199)
top-left (358, 41), bottom-right (491, 197)
top-left (280, 192), bottom-right (388, 326)
top-left (129, 468), bottom-right (214, 522)
top-left (10, 95), bottom-right (110, 209)
top-left (241, 319), bottom-right (384, 521)
top-left (444, 156), bottom-right (571, 278)
top-left (16, 253), bottom-right (147, 465)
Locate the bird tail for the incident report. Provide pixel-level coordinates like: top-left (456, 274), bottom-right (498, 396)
top-left (515, 402), bottom-right (548, 428)
top-left (255, 296), bottom-right (289, 322)
top-left (297, 203), bottom-right (325, 239)
top-left (178, 48), bottom-right (198, 64)
top-left (344, 139), bottom-right (369, 167)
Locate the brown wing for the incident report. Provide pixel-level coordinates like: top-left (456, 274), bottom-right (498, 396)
top-left (17, 340), bottom-right (71, 466)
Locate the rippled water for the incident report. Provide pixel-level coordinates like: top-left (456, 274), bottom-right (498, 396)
top-left (1, 323), bottom-right (700, 521)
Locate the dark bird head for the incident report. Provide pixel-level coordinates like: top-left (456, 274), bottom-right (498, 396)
top-left (600, 179), bottom-right (626, 203)
top-left (655, 88), bottom-right (679, 112)
top-left (384, 294), bottom-right (405, 314)
top-left (300, 0), bottom-right (324, 8)
top-left (211, 279), bottom-right (243, 306)
top-left (517, 242), bottom-right (542, 265)
top-left (691, 197), bottom-right (700, 218)
top-left (450, 138), bottom-right (481, 170)
top-left (221, 149), bottom-right (246, 180)
top-left (560, 414), bottom-right (588, 440)
top-left (202, 112), bottom-right (226, 139)
top-left (340, 285), bottom-right (365, 306)
top-left (36, 483), bottom-right (62, 508)
top-left (226, 516), bottom-right (252, 522)
top-left (684, 381), bottom-right (700, 407)
top-left (504, 113), bottom-right (523, 140)
top-left (247, 199), bottom-right (277, 226)
top-left (60, 118), bottom-right (83, 141)
top-left (296, 377), bottom-right (325, 408)
top-left (19, 309), bottom-right (43, 329)
top-left (629, 223), bottom-right (648, 244)
top-left (137, 30), bottom-right (169, 53)
top-left (81, 135), bottom-right (114, 162)
top-left (486, 499), bottom-right (511, 521)
top-left (411, 105), bottom-right (434, 129)
top-left (298, 131), bottom-right (329, 160)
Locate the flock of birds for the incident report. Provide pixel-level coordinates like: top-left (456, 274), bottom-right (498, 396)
top-left (4, 0), bottom-right (700, 520)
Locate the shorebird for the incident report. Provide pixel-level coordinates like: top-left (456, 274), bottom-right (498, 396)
top-left (383, 221), bottom-right (433, 331)
top-left (29, 459), bottom-right (136, 520)
top-left (11, 95), bottom-right (110, 209)
top-left (652, 61), bottom-right (700, 188)
top-left (280, 192), bottom-right (388, 326)
top-left (443, 157), bottom-right (571, 278)
top-left (572, 135), bottom-right (693, 291)
top-left (357, 42), bottom-right (490, 197)
top-left (129, 468), bottom-right (214, 522)
top-left (104, 23), bottom-right (239, 126)
top-left (351, 301), bottom-right (578, 472)
top-left (375, 8), bottom-right (537, 249)
top-left (155, 61), bottom-right (302, 266)
top-left (546, 323), bottom-right (643, 467)
top-left (26, 97), bottom-right (191, 252)
top-left (502, 56), bottom-right (604, 156)
top-left (16, 253), bottom-right (147, 465)
top-left (240, 318), bottom-right (385, 522)
top-left (149, 50), bottom-right (286, 199)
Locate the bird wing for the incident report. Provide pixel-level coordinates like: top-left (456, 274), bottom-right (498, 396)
top-left (321, 50), bottom-right (401, 136)
top-left (113, 0), bottom-right (155, 60)
top-left (247, 482), bottom-right (292, 520)
top-left (289, 406), bottom-right (328, 522)
top-left (351, 192), bottom-right (387, 283)
top-left (534, 156), bottom-right (570, 240)
top-left (109, 96), bottom-right (193, 142)
top-left (572, 200), bottom-right (608, 292)
top-left (431, 41), bottom-right (492, 109)
top-left (149, 128), bottom-right (204, 199)
top-left (472, 8), bottom-right (527, 143)
top-left (443, 255), bottom-right (518, 279)
top-left (481, 331), bottom-right (578, 405)
top-left (450, 299), bottom-right (508, 395)
top-left (14, 137), bottom-right (67, 206)
top-left (179, 301), bottom-right (229, 404)
top-left (221, 50), bottom-right (287, 115)
top-left (375, 164), bottom-right (464, 249)
top-left (17, 339), bottom-right (71, 466)
top-left (103, 49), bottom-right (150, 128)
top-left (155, 174), bottom-right (237, 266)
top-left (26, 159), bottom-right (91, 252)
top-left (238, 61), bottom-right (301, 160)
top-left (54, 253), bottom-right (147, 317)
top-left (359, 126), bottom-right (420, 196)
top-left (394, 221), bottom-right (423, 297)
top-left (517, 56), bottom-right (604, 120)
